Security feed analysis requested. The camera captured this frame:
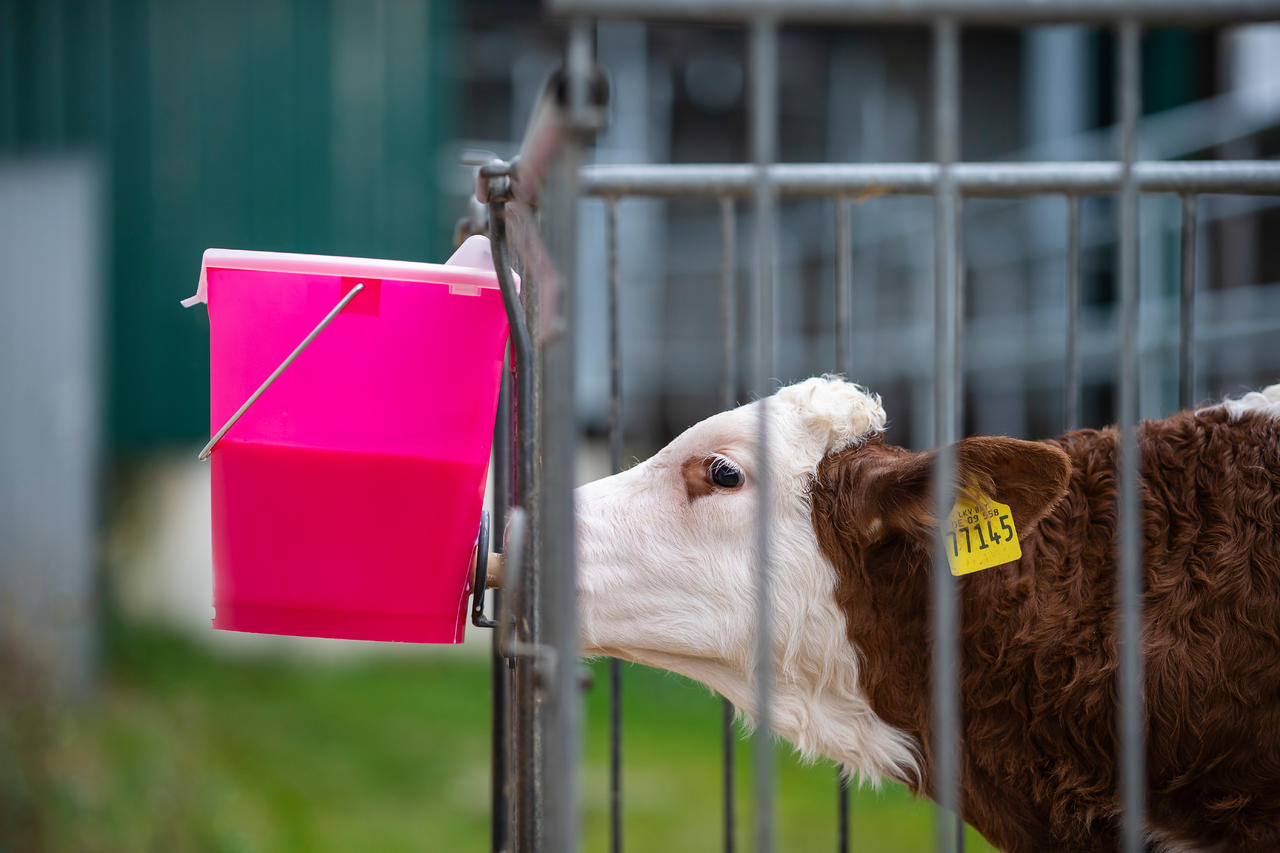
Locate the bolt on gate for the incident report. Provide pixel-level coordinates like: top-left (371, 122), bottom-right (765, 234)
top-left (460, 2), bottom-right (1280, 852)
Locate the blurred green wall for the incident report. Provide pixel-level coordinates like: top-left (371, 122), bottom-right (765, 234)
top-left (0, 0), bottom-right (456, 452)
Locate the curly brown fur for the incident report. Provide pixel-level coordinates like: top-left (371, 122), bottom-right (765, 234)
top-left (810, 407), bottom-right (1280, 853)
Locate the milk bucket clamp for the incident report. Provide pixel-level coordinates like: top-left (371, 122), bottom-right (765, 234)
top-left (467, 152), bottom-right (547, 668)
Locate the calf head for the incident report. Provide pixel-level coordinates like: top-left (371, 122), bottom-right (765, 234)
top-left (575, 376), bottom-right (1070, 786)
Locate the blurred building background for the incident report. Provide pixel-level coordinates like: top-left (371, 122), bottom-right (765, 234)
top-left (2, 1), bottom-right (1279, 849)
top-left (1, 0), bottom-right (457, 688)
top-left (452, 5), bottom-right (1280, 455)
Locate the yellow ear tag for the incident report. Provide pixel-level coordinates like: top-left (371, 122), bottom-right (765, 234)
top-left (945, 495), bottom-right (1021, 576)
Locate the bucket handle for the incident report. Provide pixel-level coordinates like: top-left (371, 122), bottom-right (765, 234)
top-left (198, 283), bottom-right (365, 461)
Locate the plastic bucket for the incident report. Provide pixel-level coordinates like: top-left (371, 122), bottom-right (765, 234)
top-left (188, 238), bottom-right (510, 643)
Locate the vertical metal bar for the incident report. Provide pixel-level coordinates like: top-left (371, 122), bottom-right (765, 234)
top-left (491, 363), bottom-right (512, 853)
top-left (1179, 194), bottom-right (1197, 409)
top-left (720, 195), bottom-right (739, 853)
top-left (721, 198), bottom-right (739, 411)
top-left (538, 22), bottom-right (593, 853)
top-left (835, 196), bottom-right (852, 377)
top-left (1116, 19), bottom-right (1146, 853)
top-left (955, 197), bottom-right (966, 440)
top-left (931, 16), bottom-right (962, 853)
top-left (1066, 195), bottom-right (1082, 431)
top-left (606, 196), bottom-right (624, 853)
top-left (723, 699), bottom-right (738, 853)
top-left (834, 194), bottom-right (853, 852)
top-left (750, 15), bottom-right (778, 853)
top-left (954, 176), bottom-right (966, 853)
top-left (837, 775), bottom-right (850, 853)
top-left (494, 362), bottom-right (513, 602)
top-left (540, 161), bottom-right (584, 853)
top-left (489, 203), bottom-right (539, 853)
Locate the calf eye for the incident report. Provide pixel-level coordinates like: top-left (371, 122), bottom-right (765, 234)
top-left (709, 456), bottom-right (744, 489)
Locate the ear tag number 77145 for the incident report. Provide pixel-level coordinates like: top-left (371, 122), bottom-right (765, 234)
top-left (945, 495), bottom-right (1021, 576)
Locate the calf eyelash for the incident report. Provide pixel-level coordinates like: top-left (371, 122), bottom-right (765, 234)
top-left (707, 454), bottom-right (745, 489)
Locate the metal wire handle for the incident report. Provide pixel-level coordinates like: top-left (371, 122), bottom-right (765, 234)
top-left (198, 283), bottom-right (365, 461)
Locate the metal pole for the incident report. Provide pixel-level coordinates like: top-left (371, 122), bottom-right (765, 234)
top-left (1066, 194), bottom-right (1082, 431)
top-left (489, 200), bottom-right (541, 853)
top-left (720, 195), bottom-right (739, 853)
top-left (1115, 19), bottom-right (1146, 853)
top-left (539, 155), bottom-right (583, 853)
top-left (931, 16), bottom-right (963, 853)
top-left (1179, 194), bottom-right (1197, 409)
top-left (834, 194), bottom-right (853, 852)
top-left (835, 196), bottom-right (852, 377)
top-left (537, 20), bottom-right (593, 853)
top-left (750, 14), bottom-right (778, 853)
top-left (956, 197), bottom-right (966, 441)
top-left (837, 774), bottom-right (850, 853)
top-left (491, 364), bottom-right (513, 853)
top-left (606, 196), bottom-right (624, 853)
top-left (579, 160), bottom-right (1280, 199)
top-left (954, 190), bottom-right (967, 853)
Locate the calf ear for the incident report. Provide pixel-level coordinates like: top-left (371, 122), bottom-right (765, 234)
top-left (862, 437), bottom-right (1071, 543)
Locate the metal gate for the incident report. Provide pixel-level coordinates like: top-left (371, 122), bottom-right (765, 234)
top-left (462, 3), bottom-right (1280, 851)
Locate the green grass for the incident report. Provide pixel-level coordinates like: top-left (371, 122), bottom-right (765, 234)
top-left (1, 624), bottom-right (996, 852)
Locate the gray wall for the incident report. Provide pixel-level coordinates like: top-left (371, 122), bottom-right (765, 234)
top-left (0, 158), bottom-right (102, 698)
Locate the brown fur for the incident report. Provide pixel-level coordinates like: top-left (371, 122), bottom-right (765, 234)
top-left (809, 407), bottom-right (1280, 852)
top-left (682, 455), bottom-right (715, 501)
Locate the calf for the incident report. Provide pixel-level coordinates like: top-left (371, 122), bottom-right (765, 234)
top-left (575, 376), bottom-right (1280, 853)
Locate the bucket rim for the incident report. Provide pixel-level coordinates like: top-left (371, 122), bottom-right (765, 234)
top-left (183, 247), bottom-right (502, 307)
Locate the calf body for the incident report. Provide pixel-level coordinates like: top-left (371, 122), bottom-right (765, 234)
top-left (576, 378), bottom-right (1280, 852)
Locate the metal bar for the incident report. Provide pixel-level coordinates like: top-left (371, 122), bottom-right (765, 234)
top-left (1116, 19), bottom-right (1147, 853)
top-left (538, 21), bottom-right (593, 853)
top-left (489, 199), bottom-right (541, 853)
top-left (750, 15), bottom-right (778, 853)
top-left (198, 283), bottom-right (364, 461)
top-left (837, 774), bottom-right (850, 853)
top-left (956, 197), bottom-right (966, 437)
top-left (723, 698), bottom-right (737, 853)
top-left (952, 200), bottom-right (969, 853)
top-left (548, 0), bottom-right (1280, 24)
top-left (1179, 194), bottom-right (1197, 409)
top-left (579, 161), bottom-right (1280, 199)
top-left (721, 198), bottom-right (739, 410)
top-left (606, 196), bottom-right (624, 853)
top-left (526, 216), bottom-right (546, 853)
top-left (835, 196), bottom-right (852, 376)
top-left (719, 195), bottom-right (738, 853)
top-left (834, 194), bottom-right (853, 851)
top-left (489, 206), bottom-right (535, 533)
top-left (607, 198), bottom-right (624, 475)
top-left (1066, 195), bottom-right (1082, 431)
top-left (931, 16), bottom-right (962, 853)
top-left (519, 204), bottom-right (545, 853)
top-left (491, 360), bottom-right (513, 853)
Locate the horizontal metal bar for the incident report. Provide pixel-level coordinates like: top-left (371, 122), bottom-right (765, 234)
top-left (580, 161), bottom-right (1280, 198)
top-left (549, 0), bottom-right (1280, 24)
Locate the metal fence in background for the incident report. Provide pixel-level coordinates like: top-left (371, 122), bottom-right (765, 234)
top-left (466, 2), bottom-right (1280, 851)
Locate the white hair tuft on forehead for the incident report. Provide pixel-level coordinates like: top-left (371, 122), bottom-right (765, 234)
top-left (774, 375), bottom-right (887, 456)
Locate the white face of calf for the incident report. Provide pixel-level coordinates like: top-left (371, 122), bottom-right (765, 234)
top-left (575, 377), bottom-right (920, 784)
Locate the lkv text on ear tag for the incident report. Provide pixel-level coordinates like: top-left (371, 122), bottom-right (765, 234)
top-left (945, 495), bottom-right (1021, 576)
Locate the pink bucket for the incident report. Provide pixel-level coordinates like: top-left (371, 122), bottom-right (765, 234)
top-left (188, 238), bottom-right (510, 643)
